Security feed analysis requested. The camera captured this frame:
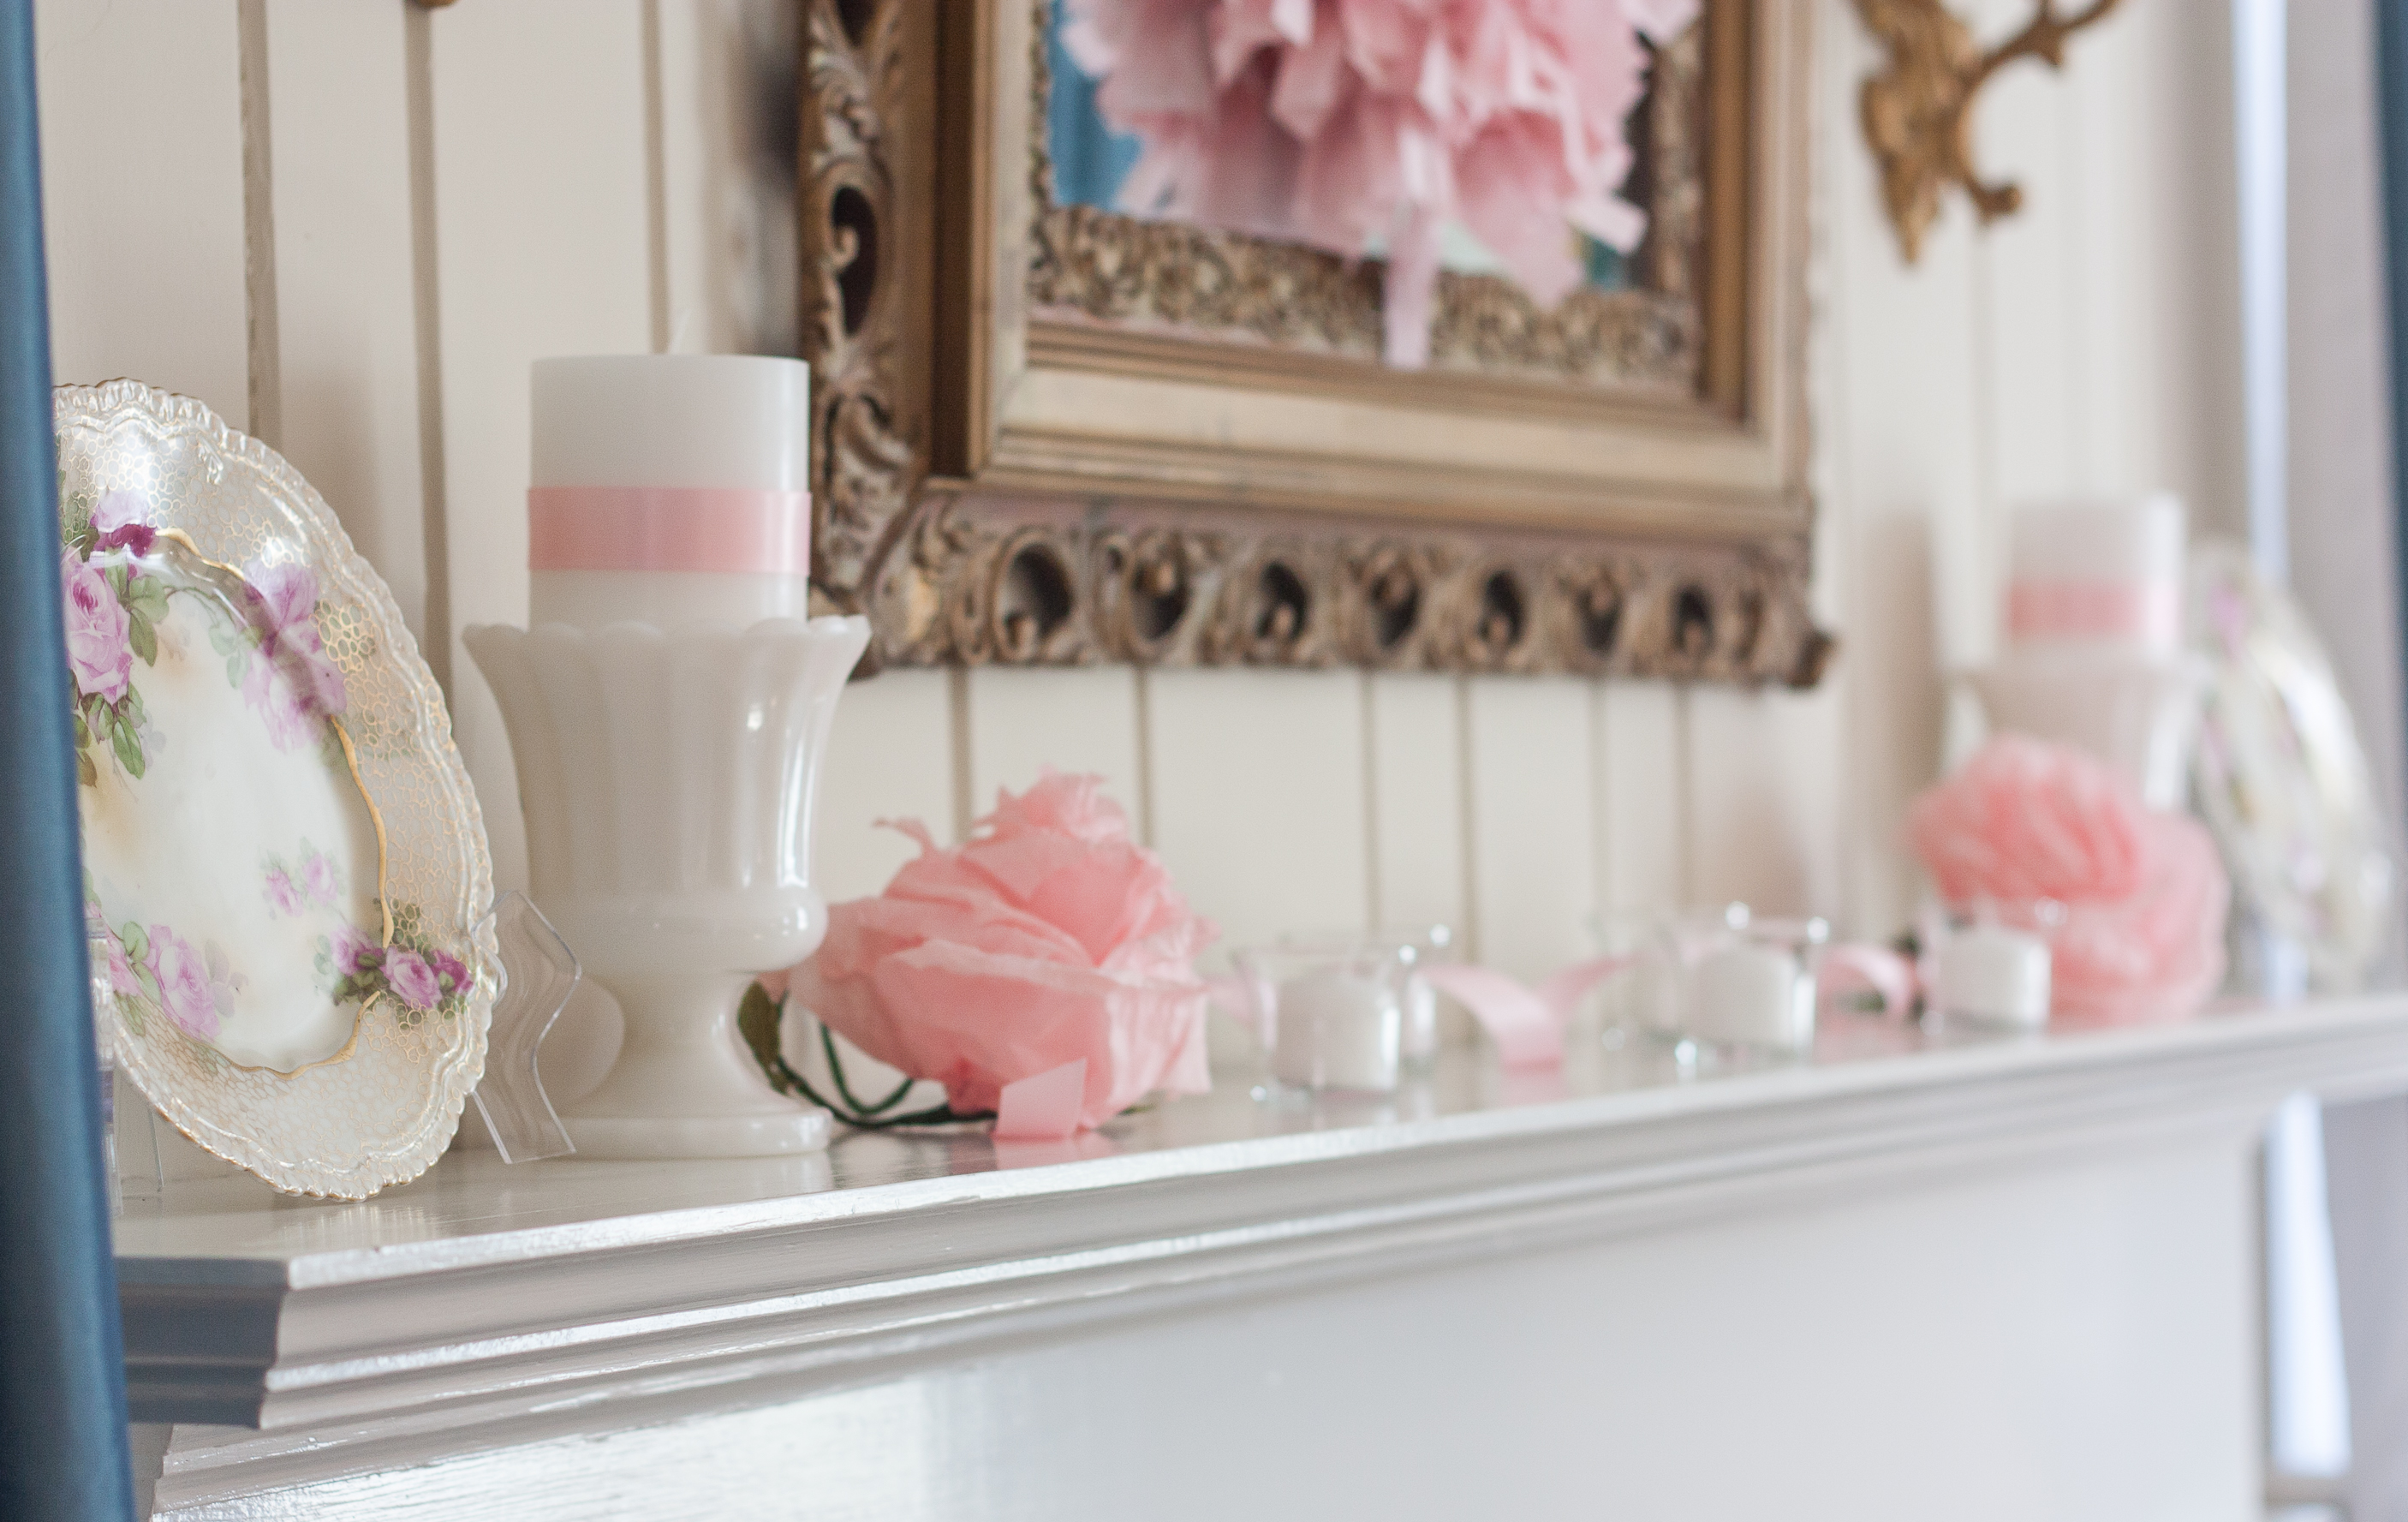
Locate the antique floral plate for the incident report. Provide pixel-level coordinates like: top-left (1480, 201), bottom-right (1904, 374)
top-left (2190, 540), bottom-right (2394, 992)
top-left (59, 381), bottom-right (495, 1197)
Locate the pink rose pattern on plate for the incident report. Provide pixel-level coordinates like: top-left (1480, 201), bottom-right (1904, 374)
top-left (259, 841), bottom-right (345, 919)
top-left (65, 487), bottom-right (466, 1056)
top-left (87, 913), bottom-right (228, 1045)
top-left (60, 485), bottom-right (353, 786)
top-left (319, 912), bottom-right (474, 1024)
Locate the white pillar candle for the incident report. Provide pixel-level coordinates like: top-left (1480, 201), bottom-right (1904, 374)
top-left (2005, 495), bottom-right (2186, 657)
top-left (1934, 925), bottom-right (2053, 1027)
top-left (528, 355), bottom-right (813, 630)
top-left (1273, 968), bottom-right (1402, 1092)
top-left (1688, 944), bottom-right (1815, 1052)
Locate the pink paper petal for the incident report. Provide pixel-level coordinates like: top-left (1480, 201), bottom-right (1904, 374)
top-left (994, 1058), bottom-right (1091, 1140)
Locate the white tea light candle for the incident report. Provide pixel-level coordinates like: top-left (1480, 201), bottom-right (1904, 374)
top-left (1934, 924), bottom-right (2052, 1027)
top-left (1689, 944), bottom-right (1815, 1051)
top-left (1273, 967), bottom-right (1402, 1092)
top-left (528, 355), bottom-right (812, 630)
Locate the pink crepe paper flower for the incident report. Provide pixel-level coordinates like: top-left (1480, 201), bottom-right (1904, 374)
top-left (1910, 736), bottom-right (2228, 1024)
top-left (147, 926), bottom-right (219, 1041)
top-left (791, 771), bottom-right (1219, 1130)
top-left (1061, 0), bottom-right (1699, 366)
top-left (61, 551), bottom-right (133, 703)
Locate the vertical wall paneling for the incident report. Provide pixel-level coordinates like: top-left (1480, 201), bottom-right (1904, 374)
top-left (33, 0), bottom-right (247, 426)
top-left (1464, 678), bottom-right (1596, 981)
top-left (1684, 687), bottom-right (1845, 921)
top-left (259, 0), bottom-right (428, 642)
top-left (426, 0), bottom-right (654, 893)
top-left (964, 667), bottom-right (1144, 821)
top-left (1594, 681), bottom-right (1688, 916)
top-left (650, 0), bottom-right (758, 355)
top-left (1146, 670), bottom-right (1369, 955)
top-left (2065, 2), bottom-right (2248, 538)
top-left (1967, 0), bottom-right (2077, 600)
top-left (1365, 672), bottom-right (1466, 936)
top-left (814, 668), bottom-right (959, 901)
top-left (1816, 1), bottom-right (1985, 938)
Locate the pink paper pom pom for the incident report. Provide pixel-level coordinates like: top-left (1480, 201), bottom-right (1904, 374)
top-left (1910, 736), bottom-right (2228, 1024)
top-left (790, 772), bottom-right (1219, 1130)
top-left (1061, 0), bottom-right (1700, 366)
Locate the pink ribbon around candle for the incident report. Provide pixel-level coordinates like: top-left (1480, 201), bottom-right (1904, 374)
top-left (527, 486), bottom-right (812, 576)
top-left (2006, 579), bottom-right (2179, 647)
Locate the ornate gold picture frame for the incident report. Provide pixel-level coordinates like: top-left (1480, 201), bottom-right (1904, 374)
top-left (803, 0), bottom-right (1827, 683)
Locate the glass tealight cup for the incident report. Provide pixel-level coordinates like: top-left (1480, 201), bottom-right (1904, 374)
top-left (1659, 903), bottom-right (1827, 1057)
top-left (1922, 900), bottom-right (2059, 1029)
top-left (1237, 939), bottom-right (1412, 1094)
top-left (1282, 924), bottom-right (1451, 1071)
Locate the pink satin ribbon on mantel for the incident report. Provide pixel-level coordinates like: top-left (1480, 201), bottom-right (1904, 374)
top-left (1210, 946), bottom-right (1919, 1072)
top-left (2005, 578), bottom-right (2180, 648)
top-left (966, 943), bottom-right (1922, 1141)
top-left (527, 485), bottom-right (812, 575)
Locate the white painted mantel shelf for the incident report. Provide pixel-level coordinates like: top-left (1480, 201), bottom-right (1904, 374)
top-left (128, 997), bottom-right (2408, 1521)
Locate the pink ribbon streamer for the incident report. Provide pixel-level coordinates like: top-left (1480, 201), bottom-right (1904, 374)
top-left (2006, 579), bottom-right (2179, 647)
top-left (527, 485), bottom-right (812, 576)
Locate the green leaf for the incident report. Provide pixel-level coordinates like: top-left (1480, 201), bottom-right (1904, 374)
top-left (736, 982), bottom-right (790, 1093)
top-left (126, 611), bottom-right (157, 666)
top-left (124, 576), bottom-right (170, 623)
top-left (76, 749), bottom-right (97, 788)
top-left (122, 683), bottom-right (146, 727)
top-left (110, 714), bottom-right (144, 779)
top-left (103, 564), bottom-right (128, 600)
top-left (118, 922), bottom-right (148, 963)
top-left (70, 706), bottom-right (89, 748)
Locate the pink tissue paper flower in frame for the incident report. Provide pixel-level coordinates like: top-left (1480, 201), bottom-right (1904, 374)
top-left (1060, 0), bottom-right (1702, 366)
top-left (1910, 736), bottom-right (2228, 1024)
top-left (791, 771), bottom-right (1219, 1130)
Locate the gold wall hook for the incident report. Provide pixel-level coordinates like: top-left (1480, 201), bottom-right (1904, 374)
top-left (1853, 0), bottom-right (2125, 263)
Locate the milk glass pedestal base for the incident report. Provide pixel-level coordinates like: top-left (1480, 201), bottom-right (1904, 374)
top-left (466, 615), bottom-right (867, 1159)
top-left (564, 974), bottom-right (830, 1157)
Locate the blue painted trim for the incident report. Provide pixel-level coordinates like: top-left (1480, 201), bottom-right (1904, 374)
top-left (0, 2), bottom-right (134, 1517)
top-left (2380, 1), bottom-right (2408, 821)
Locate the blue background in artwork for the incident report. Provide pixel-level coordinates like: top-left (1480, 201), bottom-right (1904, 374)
top-left (1047, 24), bottom-right (1141, 211)
top-left (1043, 12), bottom-right (1630, 293)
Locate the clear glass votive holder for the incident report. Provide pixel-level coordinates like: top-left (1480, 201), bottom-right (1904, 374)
top-left (1237, 939), bottom-right (1412, 1094)
top-left (1282, 924), bottom-right (1451, 1070)
top-left (1922, 900), bottom-right (2059, 1029)
top-left (1659, 903), bottom-right (1827, 1057)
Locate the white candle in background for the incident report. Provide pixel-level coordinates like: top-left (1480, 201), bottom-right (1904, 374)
top-left (2006, 494), bottom-right (2186, 657)
top-left (528, 355), bottom-right (813, 630)
top-left (1935, 925), bottom-right (2053, 1027)
top-left (1273, 968), bottom-right (1401, 1092)
top-left (1689, 944), bottom-right (1815, 1052)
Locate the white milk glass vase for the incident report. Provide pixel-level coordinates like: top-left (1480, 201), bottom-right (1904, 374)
top-left (466, 614), bottom-right (870, 1157)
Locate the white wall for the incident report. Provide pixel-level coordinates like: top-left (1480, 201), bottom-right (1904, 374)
top-left (33, 0), bottom-right (2244, 1006)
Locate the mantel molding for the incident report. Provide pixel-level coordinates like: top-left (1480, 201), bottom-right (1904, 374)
top-left (126, 998), bottom-right (2408, 1503)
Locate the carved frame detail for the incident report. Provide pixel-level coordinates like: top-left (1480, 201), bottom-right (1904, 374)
top-left (802, 0), bottom-right (1830, 685)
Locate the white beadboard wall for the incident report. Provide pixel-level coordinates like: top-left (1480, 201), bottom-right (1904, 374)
top-left (33, 0), bottom-right (2244, 991)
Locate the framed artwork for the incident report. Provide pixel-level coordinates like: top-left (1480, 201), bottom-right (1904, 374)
top-left (802, 0), bottom-right (1827, 683)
